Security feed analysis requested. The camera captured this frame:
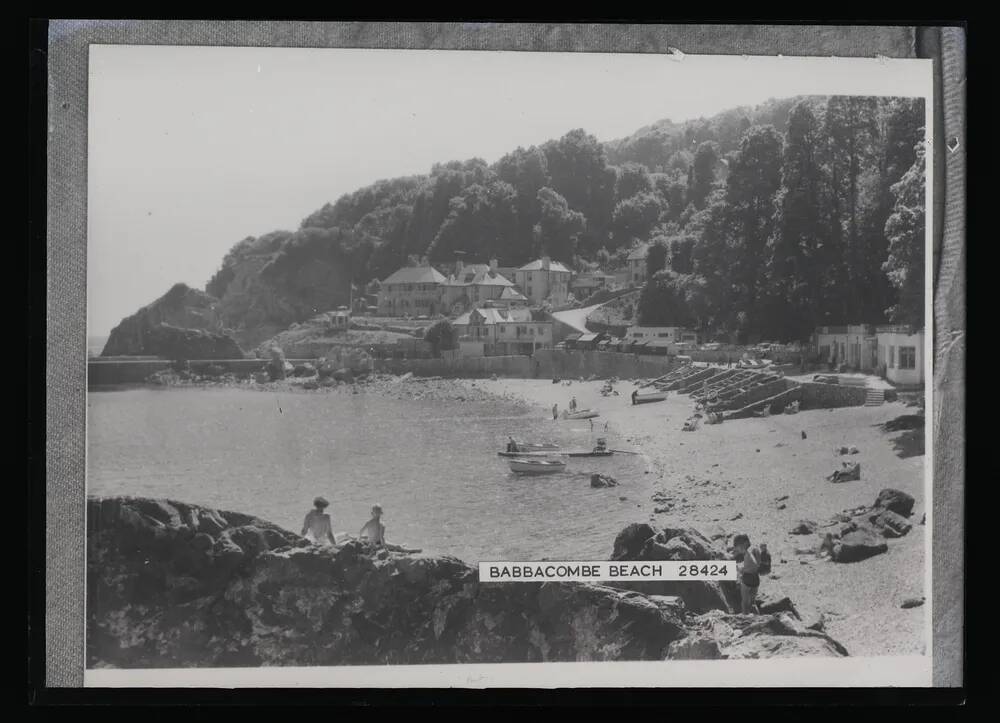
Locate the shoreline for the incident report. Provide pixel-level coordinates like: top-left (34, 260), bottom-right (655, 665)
top-left (469, 377), bottom-right (927, 659)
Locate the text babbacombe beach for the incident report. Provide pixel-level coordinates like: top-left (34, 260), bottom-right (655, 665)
top-left (479, 561), bottom-right (736, 583)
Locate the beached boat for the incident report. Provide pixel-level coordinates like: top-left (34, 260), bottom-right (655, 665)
top-left (508, 457), bottom-right (567, 474)
top-left (561, 409), bottom-right (599, 420)
top-left (498, 449), bottom-right (613, 458)
top-left (513, 441), bottom-right (561, 451)
top-left (631, 391), bottom-right (667, 405)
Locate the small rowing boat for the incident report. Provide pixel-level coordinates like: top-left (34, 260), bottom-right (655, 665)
top-left (508, 457), bottom-right (567, 475)
top-left (513, 441), bottom-right (561, 451)
top-left (632, 391), bottom-right (667, 405)
top-left (561, 409), bottom-right (599, 420)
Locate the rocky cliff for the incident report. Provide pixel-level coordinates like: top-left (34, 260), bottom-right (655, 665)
top-left (101, 283), bottom-right (243, 359)
top-left (87, 497), bottom-right (848, 668)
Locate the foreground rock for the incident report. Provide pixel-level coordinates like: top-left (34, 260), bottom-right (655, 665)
top-left (88, 498), bottom-right (849, 667)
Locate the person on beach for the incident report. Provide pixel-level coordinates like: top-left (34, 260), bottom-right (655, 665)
top-left (359, 503), bottom-right (386, 546)
top-left (589, 418), bottom-right (594, 432)
top-left (506, 436), bottom-right (519, 453)
top-left (569, 396), bottom-right (578, 412)
top-left (552, 403), bottom-right (559, 420)
top-left (732, 533), bottom-right (762, 613)
top-left (301, 497), bottom-right (337, 546)
top-left (631, 389), bottom-right (638, 405)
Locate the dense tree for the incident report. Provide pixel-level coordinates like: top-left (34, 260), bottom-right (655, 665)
top-left (882, 141), bottom-right (926, 325)
top-left (424, 319), bottom-right (458, 356)
top-left (533, 187), bottom-right (586, 261)
top-left (686, 141), bottom-right (721, 210)
top-left (646, 240), bottom-right (668, 278)
top-left (610, 192), bottom-right (665, 248)
top-left (724, 125), bottom-right (783, 339)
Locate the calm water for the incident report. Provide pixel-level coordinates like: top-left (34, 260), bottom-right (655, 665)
top-left (87, 388), bottom-right (651, 563)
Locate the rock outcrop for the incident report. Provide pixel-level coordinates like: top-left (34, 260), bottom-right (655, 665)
top-left (102, 283), bottom-right (237, 357)
top-left (87, 498), bottom-right (849, 668)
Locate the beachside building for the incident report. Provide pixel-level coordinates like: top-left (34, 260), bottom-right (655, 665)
top-left (488, 286), bottom-right (530, 309)
top-left (624, 325), bottom-right (699, 345)
top-left (440, 258), bottom-right (516, 315)
top-left (814, 325), bottom-right (879, 372)
top-left (876, 326), bottom-right (925, 386)
top-left (329, 307), bottom-right (351, 332)
top-left (377, 265), bottom-right (448, 316)
top-left (626, 243), bottom-right (649, 286)
top-left (509, 256), bottom-right (573, 306)
top-left (453, 307), bottom-right (554, 355)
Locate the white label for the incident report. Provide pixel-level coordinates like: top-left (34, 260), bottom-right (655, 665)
top-left (478, 561), bottom-right (737, 582)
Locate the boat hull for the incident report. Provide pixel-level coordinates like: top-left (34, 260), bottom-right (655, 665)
top-left (508, 459), bottom-right (567, 474)
top-left (632, 394), bottom-right (667, 404)
top-left (498, 450), bottom-right (613, 458)
top-left (561, 410), bottom-right (599, 420)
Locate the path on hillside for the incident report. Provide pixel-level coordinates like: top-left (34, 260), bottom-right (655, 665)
top-left (549, 303), bottom-right (605, 334)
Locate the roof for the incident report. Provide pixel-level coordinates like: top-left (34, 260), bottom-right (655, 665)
top-left (453, 307), bottom-right (534, 326)
top-left (445, 267), bottom-right (515, 288)
top-left (577, 333), bottom-right (600, 343)
top-left (499, 286), bottom-right (528, 300)
top-left (381, 266), bottom-right (448, 285)
top-left (627, 244), bottom-right (650, 261)
top-left (517, 258), bottom-right (572, 273)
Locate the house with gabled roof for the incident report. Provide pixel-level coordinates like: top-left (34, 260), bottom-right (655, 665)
top-left (627, 243), bottom-right (650, 286)
top-left (377, 265), bottom-right (448, 316)
top-left (440, 257), bottom-right (516, 315)
top-left (509, 256), bottom-right (573, 306)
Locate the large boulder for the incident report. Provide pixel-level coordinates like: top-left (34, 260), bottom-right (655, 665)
top-left (120, 323), bottom-right (243, 361)
top-left (831, 529), bottom-right (889, 563)
top-left (611, 523), bottom-right (657, 560)
top-left (873, 488), bottom-right (916, 518)
top-left (590, 474), bottom-right (619, 489)
top-left (869, 509), bottom-right (913, 538)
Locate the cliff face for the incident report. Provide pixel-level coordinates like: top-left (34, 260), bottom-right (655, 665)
top-left (101, 284), bottom-right (243, 359)
top-left (87, 497), bottom-right (848, 669)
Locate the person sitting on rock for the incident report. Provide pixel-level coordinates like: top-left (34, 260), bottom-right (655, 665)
top-left (732, 533), bottom-right (762, 614)
top-left (301, 497), bottom-right (337, 546)
top-left (359, 503), bottom-right (386, 546)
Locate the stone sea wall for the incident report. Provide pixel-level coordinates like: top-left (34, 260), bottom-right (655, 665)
top-left (87, 496), bottom-right (849, 668)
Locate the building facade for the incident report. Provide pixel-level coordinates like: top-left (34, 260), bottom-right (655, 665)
top-left (377, 266), bottom-right (448, 316)
top-left (876, 326), bottom-right (925, 386)
top-left (453, 307), bottom-right (553, 355)
top-left (814, 325), bottom-right (878, 372)
top-left (570, 271), bottom-right (616, 300)
top-left (624, 325), bottom-right (699, 345)
top-left (510, 257), bottom-right (573, 306)
top-left (626, 243), bottom-right (649, 287)
top-left (440, 259), bottom-right (516, 315)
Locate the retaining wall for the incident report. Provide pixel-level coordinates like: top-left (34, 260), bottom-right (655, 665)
top-left (533, 349), bottom-right (678, 380)
top-left (373, 355), bottom-right (532, 378)
top-left (798, 381), bottom-right (869, 409)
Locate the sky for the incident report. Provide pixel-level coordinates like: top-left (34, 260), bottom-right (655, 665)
top-left (86, 46), bottom-right (931, 336)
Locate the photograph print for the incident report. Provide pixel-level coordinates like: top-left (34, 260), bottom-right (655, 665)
top-left (83, 43), bottom-right (935, 687)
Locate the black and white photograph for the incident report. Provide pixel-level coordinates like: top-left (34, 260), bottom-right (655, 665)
top-left (66, 32), bottom-right (949, 689)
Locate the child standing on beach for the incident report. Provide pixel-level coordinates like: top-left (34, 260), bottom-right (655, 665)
top-left (301, 497), bottom-right (337, 546)
top-left (732, 533), bottom-right (762, 614)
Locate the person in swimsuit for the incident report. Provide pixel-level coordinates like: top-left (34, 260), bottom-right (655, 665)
top-left (732, 533), bottom-right (761, 613)
top-left (301, 496), bottom-right (337, 546)
top-left (359, 503), bottom-right (386, 546)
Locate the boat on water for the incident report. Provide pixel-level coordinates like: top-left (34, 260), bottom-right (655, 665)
top-left (561, 409), bottom-right (599, 420)
top-left (632, 391), bottom-right (667, 405)
top-left (508, 457), bottom-right (568, 475)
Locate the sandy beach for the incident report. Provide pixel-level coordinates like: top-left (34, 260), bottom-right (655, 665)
top-left (473, 376), bottom-right (927, 658)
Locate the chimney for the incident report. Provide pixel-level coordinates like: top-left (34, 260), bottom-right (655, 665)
top-left (542, 255), bottom-right (551, 271)
top-left (455, 258), bottom-right (464, 279)
top-left (489, 257), bottom-right (498, 275)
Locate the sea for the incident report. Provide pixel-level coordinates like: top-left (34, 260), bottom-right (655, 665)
top-left (87, 387), bottom-right (652, 563)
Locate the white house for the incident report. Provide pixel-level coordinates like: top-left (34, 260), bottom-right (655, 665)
top-left (453, 307), bottom-right (554, 355)
top-left (510, 256), bottom-right (573, 306)
top-left (814, 325), bottom-right (878, 372)
top-left (876, 326), bottom-right (925, 386)
top-left (440, 258), bottom-right (516, 315)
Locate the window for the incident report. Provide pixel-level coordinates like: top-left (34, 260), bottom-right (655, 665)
top-left (889, 346), bottom-right (895, 368)
top-left (899, 346), bottom-right (916, 370)
top-left (658, 332), bottom-right (670, 338)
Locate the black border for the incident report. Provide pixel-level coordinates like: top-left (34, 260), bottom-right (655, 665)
top-left (27, 15), bottom-right (971, 707)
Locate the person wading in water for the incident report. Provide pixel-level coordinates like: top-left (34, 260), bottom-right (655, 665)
top-left (301, 497), bottom-right (337, 546)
